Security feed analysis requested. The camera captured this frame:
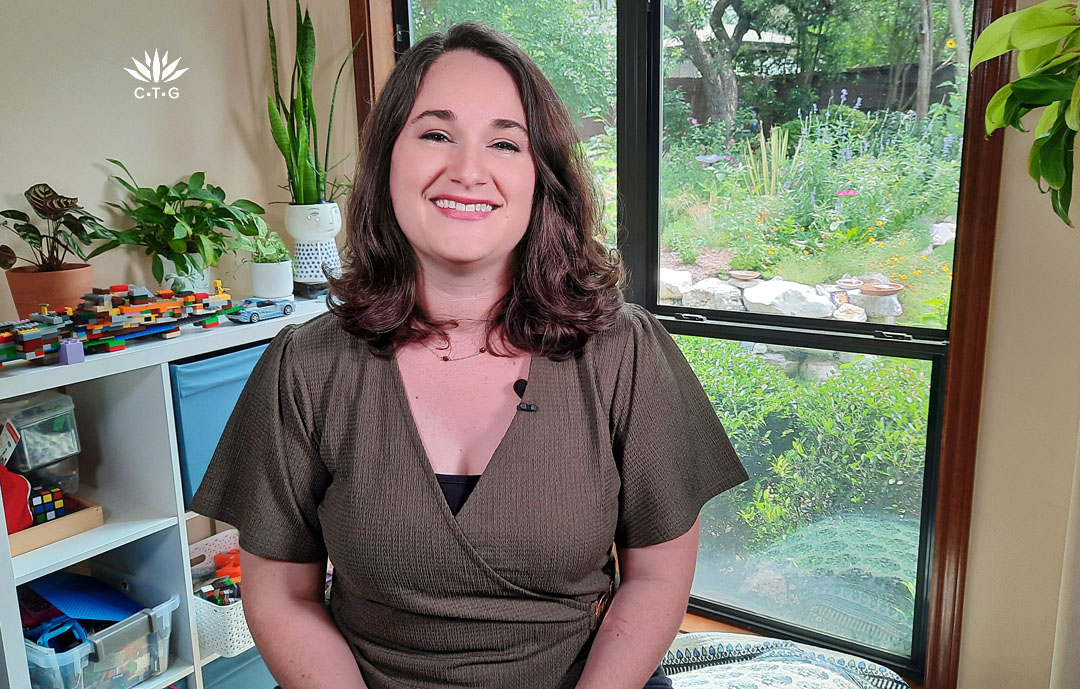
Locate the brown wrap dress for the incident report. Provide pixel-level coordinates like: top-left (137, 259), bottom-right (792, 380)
top-left (191, 303), bottom-right (748, 689)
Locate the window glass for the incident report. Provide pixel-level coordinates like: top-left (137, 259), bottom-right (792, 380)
top-left (659, 1), bottom-right (971, 329)
top-left (677, 334), bottom-right (930, 655)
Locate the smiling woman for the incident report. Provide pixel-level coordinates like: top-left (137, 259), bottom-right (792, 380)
top-left (191, 21), bottom-right (748, 689)
top-left (388, 51), bottom-right (536, 274)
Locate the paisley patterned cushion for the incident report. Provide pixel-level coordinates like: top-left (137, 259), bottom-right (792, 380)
top-left (663, 632), bottom-right (909, 689)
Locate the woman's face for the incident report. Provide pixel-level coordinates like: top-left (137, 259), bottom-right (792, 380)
top-left (389, 50), bottom-right (536, 274)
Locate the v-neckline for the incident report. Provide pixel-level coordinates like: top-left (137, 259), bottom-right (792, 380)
top-left (389, 353), bottom-right (539, 524)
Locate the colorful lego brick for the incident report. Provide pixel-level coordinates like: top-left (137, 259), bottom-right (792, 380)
top-left (58, 339), bottom-right (85, 365)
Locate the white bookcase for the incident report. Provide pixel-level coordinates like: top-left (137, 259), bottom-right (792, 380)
top-left (0, 298), bottom-right (327, 689)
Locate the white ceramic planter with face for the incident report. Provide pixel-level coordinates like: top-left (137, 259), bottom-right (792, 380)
top-left (285, 202), bottom-right (342, 284)
top-left (250, 260), bottom-right (295, 299)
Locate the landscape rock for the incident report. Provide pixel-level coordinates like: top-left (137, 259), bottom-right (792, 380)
top-left (659, 268), bottom-right (693, 300)
top-left (743, 279), bottom-right (835, 318)
top-left (683, 278), bottom-right (746, 311)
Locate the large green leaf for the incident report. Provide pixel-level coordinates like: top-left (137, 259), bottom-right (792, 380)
top-left (13, 222), bottom-right (42, 248)
top-left (1018, 41), bottom-right (1062, 76)
top-left (0, 210), bottom-right (30, 222)
top-left (325, 31), bottom-right (365, 176)
top-left (1067, 78), bottom-right (1080, 129)
top-left (267, 0), bottom-right (288, 117)
top-left (268, 96), bottom-right (296, 184)
top-left (152, 254), bottom-right (164, 283)
top-left (1011, 74), bottom-right (1076, 104)
top-left (1011, 6), bottom-right (1080, 50)
top-left (972, 11), bottom-right (1024, 68)
top-left (985, 84), bottom-right (1015, 133)
top-left (1035, 101), bottom-right (1062, 138)
top-left (188, 172), bottom-right (205, 192)
top-left (297, 4), bottom-right (315, 93)
top-left (1052, 133), bottom-right (1075, 224)
top-left (1040, 118), bottom-right (1071, 187)
top-left (231, 199), bottom-right (265, 214)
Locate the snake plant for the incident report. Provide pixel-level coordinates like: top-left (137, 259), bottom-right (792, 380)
top-left (266, 0), bottom-right (363, 205)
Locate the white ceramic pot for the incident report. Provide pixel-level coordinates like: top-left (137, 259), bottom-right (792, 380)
top-left (285, 202), bottom-right (343, 284)
top-left (161, 254), bottom-right (211, 292)
top-left (284, 202), bottom-right (342, 242)
top-left (250, 260), bottom-right (295, 299)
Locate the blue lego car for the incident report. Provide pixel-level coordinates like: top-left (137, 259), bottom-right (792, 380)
top-left (228, 297), bottom-right (295, 324)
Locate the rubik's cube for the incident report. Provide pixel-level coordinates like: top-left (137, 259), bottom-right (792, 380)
top-left (29, 487), bottom-right (66, 524)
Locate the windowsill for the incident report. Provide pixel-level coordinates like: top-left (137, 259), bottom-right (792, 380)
top-left (679, 613), bottom-right (924, 689)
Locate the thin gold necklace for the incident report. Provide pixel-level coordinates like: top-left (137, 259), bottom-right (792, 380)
top-left (422, 341), bottom-right (487, 362)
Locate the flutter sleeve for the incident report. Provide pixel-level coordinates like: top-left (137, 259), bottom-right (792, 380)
top-left (611, 304), bottom-right (748, 549)
top-left (190, 325), bottom-right (329, 562)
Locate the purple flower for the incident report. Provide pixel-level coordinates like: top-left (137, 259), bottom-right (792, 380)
top-left (854, 96), bottom-right (862, 110)
top-left (840, 88), bottom-right (848, 105)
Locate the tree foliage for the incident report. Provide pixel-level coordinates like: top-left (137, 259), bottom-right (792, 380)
top-left (412, 0), bottom-right (616, 122)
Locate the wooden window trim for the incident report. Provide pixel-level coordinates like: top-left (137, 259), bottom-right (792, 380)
top-left (925, 0), bottom-right (1013, 685)
top-left (349, 1), bottom-right (1015, 686)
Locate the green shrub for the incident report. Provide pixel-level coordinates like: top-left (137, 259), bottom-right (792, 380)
top-left (674, 336), bottom-right (930, 550)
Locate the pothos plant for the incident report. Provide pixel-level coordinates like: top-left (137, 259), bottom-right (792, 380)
top-left (0, 184), bottom-right (112, 271)
top-left (101, 159), bottom-right (268, 284)
top-left (973, 0), bottom-right (1080, 225)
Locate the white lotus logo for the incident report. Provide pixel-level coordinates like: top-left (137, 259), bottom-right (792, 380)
top-left (125, 50), bottom-right (187, 83)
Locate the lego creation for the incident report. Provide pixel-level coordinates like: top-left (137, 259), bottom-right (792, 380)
top-left (0, 281), bottom-right (238, 368)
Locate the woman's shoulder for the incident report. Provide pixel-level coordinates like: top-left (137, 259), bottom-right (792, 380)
top-left (585, 302), bottom-right (660, 356)
top-left (271, 309), bottom-right (376, 378)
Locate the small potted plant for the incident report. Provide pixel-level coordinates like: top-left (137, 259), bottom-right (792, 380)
top-left (240, 225), bottom-right (294, 299)
top-left (1, 184), bottom-right (113, 317)
top-left (266, 0), bottom-right (362, 294)
top-left (102, 159), bottom-right (266, 291)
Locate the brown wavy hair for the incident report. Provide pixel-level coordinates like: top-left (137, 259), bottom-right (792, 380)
top-left (327, 22), bottom-right (624, 361)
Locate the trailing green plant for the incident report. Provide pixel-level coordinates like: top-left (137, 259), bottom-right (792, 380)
top-left (102, 160), bottom-right (267, 284)
top-left (972, 0), bottom-right (1080, 225)
top-left (0, 184), bottom-right (112, 271)
top-left (266, 0), bottom-right (364, 205)
top-left (239, 225), bottom-right (292, 264)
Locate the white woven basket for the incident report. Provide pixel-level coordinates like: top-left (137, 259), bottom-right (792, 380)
top-left (189, 529), bottom-right (255, 658)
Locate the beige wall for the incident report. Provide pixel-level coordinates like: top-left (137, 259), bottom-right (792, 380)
top-left (0, 0), bottom-right (358, 321)
top-left (957, 128), bottom-right (1080, 685)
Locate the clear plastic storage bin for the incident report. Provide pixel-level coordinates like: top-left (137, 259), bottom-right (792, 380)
top-left (23, 595), bottom-right (179, 689)
top-left (0, 390), bottom-right (81, 473)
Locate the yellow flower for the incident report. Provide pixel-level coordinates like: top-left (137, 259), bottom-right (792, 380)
top-left (900, 273), bottom-right (908, 280)
top-left (875, 220), bottom-right (884, 227)
top-left (942, 264), bottom-right (950, 271)
top-left (868, 237), bottom-right (876, 243)
top-left (767, 249), bottom-right (775, 254)
top-left (803, 249), bottom-right (810, 254)
top-left (946, 39), bottom-right (957, 49)
top-left (914, 269), bottom-right (922, 276)
top-left (899, 241), bottom-right (905, 246)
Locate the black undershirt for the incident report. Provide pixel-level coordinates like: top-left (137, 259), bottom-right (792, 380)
top-left (435, 379), bottom-right (527, 516)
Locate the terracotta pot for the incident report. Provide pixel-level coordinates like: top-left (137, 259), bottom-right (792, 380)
top-left (4, 263), bottom-right (93, 318)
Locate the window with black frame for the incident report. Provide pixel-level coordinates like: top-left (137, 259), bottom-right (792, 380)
top-left (396, 0), bottom-right (975, 677)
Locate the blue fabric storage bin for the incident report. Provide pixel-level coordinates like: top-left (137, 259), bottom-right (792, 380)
top-left (170, 343), bottom-right (268, 508)
top-left (201, 646), bottom-right (277, 689)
